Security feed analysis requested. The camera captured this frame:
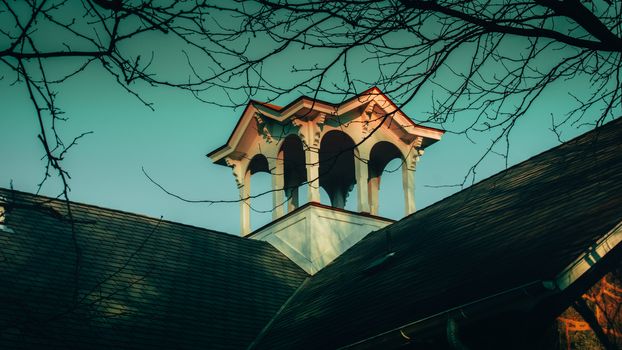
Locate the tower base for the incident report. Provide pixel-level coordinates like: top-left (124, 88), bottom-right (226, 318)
top-left (249, 202), bottom-right (394, 274)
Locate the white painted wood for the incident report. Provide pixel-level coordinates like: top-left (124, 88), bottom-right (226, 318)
top-left (240, 171), bottom-right (251, 236)
top-left (355, 156), bottom-right (370, 213)
top-left (306, 148), bottom-right (320, 203)
top-left (251, 204), bottom-right (393, 274)
top-left (556, 221), bottom-right (622, 290)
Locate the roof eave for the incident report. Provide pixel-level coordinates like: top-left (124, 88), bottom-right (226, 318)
top-left (338, 219), bottom-right (622, 350)
top-left (206, 145), bottom-right (232, 165)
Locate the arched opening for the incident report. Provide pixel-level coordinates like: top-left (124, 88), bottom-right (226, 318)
top-left (377, 158), bottom-right (404, 219)
top-left (319, 130), bottom-right (356, 209)
top-left (280, 135), bottom-right (307, 212)
top-left (248, 154), bottom-right (270, 175)
top-left (368, 141), bottom-right (403, 216)
top-left (247, 154), bottom-right (272, 231)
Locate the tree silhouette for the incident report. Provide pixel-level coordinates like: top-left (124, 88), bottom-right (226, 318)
top-left (1, 1), bottom-right (621, 344)
top-left (2, 0), bottom-right (620, 198)
top-left (221, 0), bottom-right (622, 182)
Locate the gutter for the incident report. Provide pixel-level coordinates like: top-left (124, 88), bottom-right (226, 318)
top-left (555, 221), bottom-right (622, 290)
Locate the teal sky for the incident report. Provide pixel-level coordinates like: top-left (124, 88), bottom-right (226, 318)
top-left (0, 6), bottom-right (600, 235)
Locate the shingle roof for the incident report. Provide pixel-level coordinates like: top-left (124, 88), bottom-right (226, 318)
top-left (255, 118), bottom-right (622, 349)
top-left (0, 190), bottom-right (308, 349)
top-left (3, 119), bottom-right (622, 350)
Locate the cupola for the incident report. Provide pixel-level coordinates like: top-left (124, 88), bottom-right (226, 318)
top-left (208, 87), bottom-right (443, 273)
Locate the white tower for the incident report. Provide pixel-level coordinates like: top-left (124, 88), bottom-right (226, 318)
top-left (208, 87), bottom-right (444, 273)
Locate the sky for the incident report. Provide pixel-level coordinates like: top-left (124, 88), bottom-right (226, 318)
top-left (0, 65), bottom-right (589, 235)
top-left (0, 4), bottom-right (599, 235)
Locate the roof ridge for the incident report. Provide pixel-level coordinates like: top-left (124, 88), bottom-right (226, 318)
top-left (0, 187), bottom-right (251, 240)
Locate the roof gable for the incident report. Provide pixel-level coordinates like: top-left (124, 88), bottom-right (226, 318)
top-left (207, 87), bottom-right (444, 164)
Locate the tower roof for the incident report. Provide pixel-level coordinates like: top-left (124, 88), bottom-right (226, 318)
top-left (207, 87), bottom-right (444, 165)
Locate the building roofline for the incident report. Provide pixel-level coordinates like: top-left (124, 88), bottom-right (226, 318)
top-left (0, 187), bottom-right (242, 239)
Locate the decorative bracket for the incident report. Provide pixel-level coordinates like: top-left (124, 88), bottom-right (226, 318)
top-left (310, 113), bottom-right (326, 148)
top-left (225, 157), bottom-right (245, 189)
top-left (363, 102), bottom-right (379, 136)
top-left (254, 112), bottom-right (274, 144)
top-left (412, 136), bottom-right (423, 148)
top-left (291, 117), bottom-right (309, 148)
top-left (365, 101), bottom-right (377, 119)
top-left (406, 137), bottom-right (425, 170)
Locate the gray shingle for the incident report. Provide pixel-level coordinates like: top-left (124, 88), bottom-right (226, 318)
top-left (0, 189), bottom-right (308, 350)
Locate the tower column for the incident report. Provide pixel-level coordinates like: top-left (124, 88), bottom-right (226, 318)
top-left (239, 170), bottom-right (251, 235)
top-left (355, 154), bottom-right (370, 213)
top-left (226, 157), bottom-right (252, 236)
top-left (306, 147), bottom-right (320, 203)
top-left (368, 175), bottom-right (380, 215)
top-left (402, 148), bottom-right (422, 216)
top-left (402, 164), bottom-right (415, 215)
